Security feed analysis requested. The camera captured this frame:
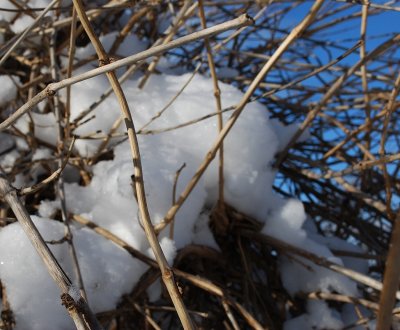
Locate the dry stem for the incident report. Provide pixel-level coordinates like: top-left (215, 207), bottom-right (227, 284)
top-left (71, 0), bottom-right (195, 328)
top-left (0, 176), bottom-right (101, 330)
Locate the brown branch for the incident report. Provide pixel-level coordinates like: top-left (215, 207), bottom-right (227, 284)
top-left (377, 212), bottom-right (400, 329)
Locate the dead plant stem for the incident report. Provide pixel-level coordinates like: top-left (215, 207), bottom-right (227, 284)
top-left (71, 1), bottom-right (195, 328)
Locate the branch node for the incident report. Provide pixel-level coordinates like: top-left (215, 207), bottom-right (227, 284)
top-left (98, 58), bottom-right (110, 67)
top-left (46, 88), bottom-right (56, 97)
top-left (61, 293), bottom-right (76, 311)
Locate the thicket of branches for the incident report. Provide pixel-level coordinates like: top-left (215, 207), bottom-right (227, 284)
top-left (0, 0), bottom-right (400, 329)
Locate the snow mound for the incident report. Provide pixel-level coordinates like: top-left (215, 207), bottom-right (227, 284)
top-left (1, 69), bottom-right (362, 328)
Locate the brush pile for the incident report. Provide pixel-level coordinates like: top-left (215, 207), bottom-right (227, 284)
top-left (0, 1), bottom-right (399, 329)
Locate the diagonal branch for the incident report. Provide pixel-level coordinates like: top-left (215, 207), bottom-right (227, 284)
top-left (0, 14), bottom-right (252, 131)
top-left (0, 175), bottom-right (101, 330)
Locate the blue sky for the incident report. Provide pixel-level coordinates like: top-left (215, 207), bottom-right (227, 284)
top-left (267, 1), bottom-right (400, 210)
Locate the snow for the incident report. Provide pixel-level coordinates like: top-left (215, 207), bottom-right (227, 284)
top-left (217, 67), bottom-right (239, 79)
top-left (67, 285), bottom-right (81, 303)
top-left (0, 133), bottom-right (14, 155)
top-left (5, 0), bottom-right (79, 34)
top-left (280, 256), bottom-right (357, 297)
top-left (38, 199), bottom-right (60, 219)
top-left (74, 31), bottom-right (146, 62)
top-left (263, 199), bottom-right (358, 298)
top-left (147, 236), bottom-right (177, 265)
top-left (11, 16), bottom-right (35, 34)
top-left (15, 112), bottom-right (58, 143)
top-left (284, 300), bottom-right (344, 330)
top-left (32, 147), bottom-right (52, 161)
top-left (0, 217), bottom-right (147, 330)
top-left (0, 2), bottom-right (17, 23)
top-left (341, 303), bottom-right (374, 329)
top-left (0, 75), bottom-right (18, 106)
top-left (270, 119), bottom-right (311, 150)
top-left (0, 18), bottom-right (365, 329)
top-left (0, 150), bottom-right (19, 170)
top-left (191, 211), bottom-right (219, 250)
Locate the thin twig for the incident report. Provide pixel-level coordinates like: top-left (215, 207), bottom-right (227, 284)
top-left (0, 14), bottom-right (253, 131)
top-left (71, 214), bottom-right (264, 330)
top-left (0, 0), bottom-right (60, 67)
top-left (155, 0), bottom-right (326, 234)
top-left (274, 33), bottom-right (400, 168)
top-left (19, 137), bottom-right (75, 195)
top-left (71, 0), bottom-right (196, 328)
top-left (170, 163), bottom-right (186, 240)
top-left (198, 0), bottom-right (225, 211)
top-left (137, 1), bottom-right (198, 89)
top-left (49, 27), bottom-right (87, 301)
top-left (0, 175), bottom-right (101, 330)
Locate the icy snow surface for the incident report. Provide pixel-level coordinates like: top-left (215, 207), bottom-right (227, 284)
top-left (0, 32), bottom-right (364, 330)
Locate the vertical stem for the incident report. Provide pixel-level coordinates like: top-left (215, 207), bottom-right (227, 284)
top-left (65, 7), bottom-right (77, 139)
top-left (49, 28), bottom-right (87, 300)
top-left (379, 71), bottom-right (400, 220)
top-left (71, 1), bottom-right (195, 328)
top-left (377, 212), bottom-right (400, 330)
top-left (360, 3), bottom-right (370, 149)
top-left (198, 0), bottom-right (225, 211)
top-left (359, 1), bottom-right (373, 196)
